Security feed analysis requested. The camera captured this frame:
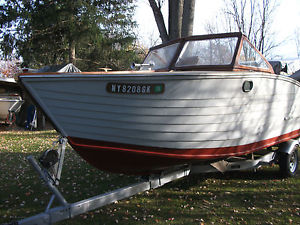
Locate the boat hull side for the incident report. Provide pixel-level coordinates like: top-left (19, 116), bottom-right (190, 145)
top-left (20, 72), bottom-right (300, 174)
top-left (68, 128), bottom-right (300, 175)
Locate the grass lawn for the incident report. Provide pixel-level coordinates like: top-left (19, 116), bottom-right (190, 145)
top-left (0, 130), bottom-right (299, 225)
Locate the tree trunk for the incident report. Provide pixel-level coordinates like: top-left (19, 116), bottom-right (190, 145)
top-left (181, 0), bottom-right (195, 37)
top-left (148, 0), bottom-right (169, 43)
top-left (169, 0), bottom-right (183, 40)
top-left (69, 39), bottom-right (76, 64)
top-left (148, 0), bottom-right (196, 43)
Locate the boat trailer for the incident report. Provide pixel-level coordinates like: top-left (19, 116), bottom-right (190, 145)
top-left (4, 137), bottom-right (299, 225)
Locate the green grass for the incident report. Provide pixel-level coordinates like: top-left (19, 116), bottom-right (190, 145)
top-left (0, 130), bottom-right (299, 225)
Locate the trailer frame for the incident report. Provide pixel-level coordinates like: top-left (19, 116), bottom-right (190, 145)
top-left (4, 136), bottom-right (299, 225)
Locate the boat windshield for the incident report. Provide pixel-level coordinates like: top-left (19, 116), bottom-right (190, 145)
top-left (141, 43), bottom-right (179, 70)
top-left (239, 40), bottom-right (269, 69)
top-left (140, 33), bottom-right (272, 73)
top-left (175, 37), bottom-right (238, 67)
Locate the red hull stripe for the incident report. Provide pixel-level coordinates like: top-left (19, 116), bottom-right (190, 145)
top-left (68, 129), bottom-right (300, 160)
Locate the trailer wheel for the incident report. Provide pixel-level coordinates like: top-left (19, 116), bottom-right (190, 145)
top-left (279, 146), bottom-right (298, 177)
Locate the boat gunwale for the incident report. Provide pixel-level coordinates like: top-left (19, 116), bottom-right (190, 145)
top-left (19, 71), bottom-right (300, 90)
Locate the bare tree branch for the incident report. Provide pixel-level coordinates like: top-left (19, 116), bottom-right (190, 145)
top-left (148, 0), bottom-right (169, 42)
top-left (295, 29), bottom-right (300, 58)
top-left (148, 0), bottom-right (196, 42)
top-left (222, 0), bottom-right (279, 56)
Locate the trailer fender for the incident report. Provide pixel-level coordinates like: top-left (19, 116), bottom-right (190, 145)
top-left (278, 140), bottom-right (299, 155)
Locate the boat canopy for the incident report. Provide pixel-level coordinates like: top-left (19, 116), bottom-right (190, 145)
top-left (141, 32), bottom-right (274, 73)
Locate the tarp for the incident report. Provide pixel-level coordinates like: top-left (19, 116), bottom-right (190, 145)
top-left (37, 63), bottom-right (81, 72)
top-left (268, 61), bottom-right (284, 75)
top-left (269, 59), bottom-right (300, 74)
top-left (290, 69), bottom-right (300, 81)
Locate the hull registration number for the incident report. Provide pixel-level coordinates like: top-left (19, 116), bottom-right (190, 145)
top-left (106, 83), bottom-right (164, 94)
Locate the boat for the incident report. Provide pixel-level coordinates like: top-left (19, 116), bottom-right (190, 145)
top-left (0, 76), bottom-right (23, 122)
top-left (19, 32), bottom-right (300, 175)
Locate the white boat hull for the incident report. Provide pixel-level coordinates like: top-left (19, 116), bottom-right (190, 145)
top-left (20, 71), bottom-right (300, 174)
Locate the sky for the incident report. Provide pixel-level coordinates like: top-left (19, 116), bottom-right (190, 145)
top-left (134, 0), bottom-right (300, 60)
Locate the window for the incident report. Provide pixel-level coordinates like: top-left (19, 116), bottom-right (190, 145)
top-left (141, 43), bottom-right (180, 70)
top-left (175, 37), bottom-right (238, 67)
top-left (239, 40), bottom-right (269, 69)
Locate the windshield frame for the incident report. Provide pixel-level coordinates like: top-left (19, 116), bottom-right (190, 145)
top-left (234, 38), bottom-right (274, 73)
top-left (142, 32), bottom-right (274, 73)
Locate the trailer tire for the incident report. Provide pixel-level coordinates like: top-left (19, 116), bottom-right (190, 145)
top-left (279, 146), bottom-right (298, 177)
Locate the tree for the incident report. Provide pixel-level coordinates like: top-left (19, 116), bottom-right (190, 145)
top-left (214, 0), bottom-right (279, 57)
top-left (148, 0), bottom-right (195, 43)
top-left (294, 28), bottom-right (300, 59)
top-left (0, 0), bottom-right (138, 70)
top-left (0, 59), bottom-right (22, 78)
